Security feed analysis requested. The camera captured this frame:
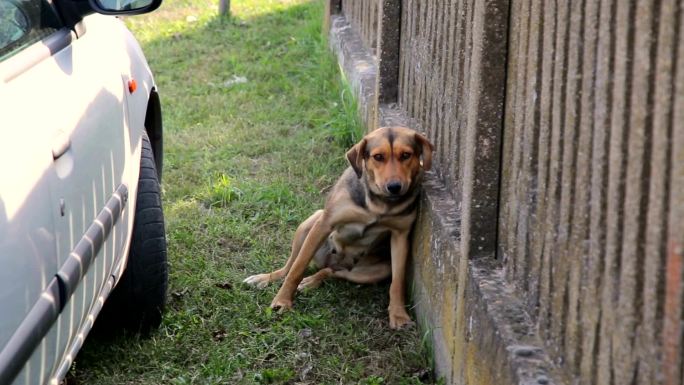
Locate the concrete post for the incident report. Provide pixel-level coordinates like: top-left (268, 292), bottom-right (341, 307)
top-left (323, 0), bottom-right (342, 37)
top-left (375, 0), bottom-right (401, 106)
top-left (218, 0), bottom-right (229, 17)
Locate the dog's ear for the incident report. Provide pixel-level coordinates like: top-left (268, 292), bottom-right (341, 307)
top-left (346, 138), bottom-right (367, 178)
top-left (415, 133), bottom-right (434, 170)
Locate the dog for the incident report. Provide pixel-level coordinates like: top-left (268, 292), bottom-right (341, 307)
top-left (243, 126), bottom-right (433, 329)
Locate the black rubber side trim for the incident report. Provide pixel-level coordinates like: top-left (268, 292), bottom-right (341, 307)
top-left (56, 184), bottom-right (128, 307)
top-left (0, 184), bottom-right (128, 384)
top-left (0, 184), bottom-right (128, 385)
top-left (0, 278), bottom-right (61, 385)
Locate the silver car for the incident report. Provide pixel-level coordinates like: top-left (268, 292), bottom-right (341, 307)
top-left (0, 0), bottom-right (167, 384)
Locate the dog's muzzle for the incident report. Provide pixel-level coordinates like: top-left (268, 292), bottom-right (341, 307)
top-left (386, 181), bottom-right (403, 196)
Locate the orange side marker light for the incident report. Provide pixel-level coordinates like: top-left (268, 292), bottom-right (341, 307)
top-left (128, 79), bottom-right (137, 93)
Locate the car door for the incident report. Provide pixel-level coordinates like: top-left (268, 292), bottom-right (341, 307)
top-left (44, 12), bottom-right (132, 381)
top-left (0, 1), bottom-right (130, 383)
top-left (0, 1), bottom-right (68, 384)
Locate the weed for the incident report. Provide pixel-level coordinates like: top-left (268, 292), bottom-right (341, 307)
top-left (206, 173), bottom-right (243, 207)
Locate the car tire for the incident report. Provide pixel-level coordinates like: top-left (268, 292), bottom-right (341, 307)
top-left (100, 132), bottom-right (168, 335)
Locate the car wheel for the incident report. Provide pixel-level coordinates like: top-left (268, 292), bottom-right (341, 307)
top-left (100, 132), bottom-right (168, 335)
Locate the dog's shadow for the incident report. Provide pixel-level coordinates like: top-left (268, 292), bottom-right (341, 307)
top-left (294, 276), bottom-right (392, 318)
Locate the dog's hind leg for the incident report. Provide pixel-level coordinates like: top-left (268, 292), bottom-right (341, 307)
top-left (297, 267), bottom-right (334, 291)
top-left (243, 210), bottom-right (324, 288)
top-left (332, 261), bottom-right (391, 284)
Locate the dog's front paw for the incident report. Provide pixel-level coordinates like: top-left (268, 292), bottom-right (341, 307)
top-left (270, 296), bottom-right (293, 313)
top-left (243, 273), bottom-right (272, 289)
top-left (388, 306), bottom-right (414, 330)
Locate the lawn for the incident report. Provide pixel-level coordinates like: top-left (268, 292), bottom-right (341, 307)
top-left (66, 0), bottom-right (437, 384)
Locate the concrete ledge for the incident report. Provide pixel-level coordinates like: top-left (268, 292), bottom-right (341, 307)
top-left (328, 12), bottom-right (567, 385)
top-left (329, 15), bottom-right (378, 130)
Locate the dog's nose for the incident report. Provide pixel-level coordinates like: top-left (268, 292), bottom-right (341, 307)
top-left (386, 182), bottom-right (402, 195)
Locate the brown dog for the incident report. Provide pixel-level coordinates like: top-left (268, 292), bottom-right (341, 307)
top-left (243, 126), bottom-right (433, 329)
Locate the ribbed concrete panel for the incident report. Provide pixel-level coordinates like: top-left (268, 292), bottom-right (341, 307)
top-left (500, 1), bottom-right (684, 383)
top-left (397, 0), bottom-right (507, 257)
top-left (341, 0), bottom-right (379, 53)
top-left (663, 3), bottom-right (684, 385)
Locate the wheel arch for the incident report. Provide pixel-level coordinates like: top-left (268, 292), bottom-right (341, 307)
top-left (144, 88), bottom-right (163, 182)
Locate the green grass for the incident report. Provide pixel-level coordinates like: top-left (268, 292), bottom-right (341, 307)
top-left (67, 1), bottom-right (437, 384)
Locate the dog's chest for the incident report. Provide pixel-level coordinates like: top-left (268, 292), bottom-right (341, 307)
top-left (332, 221), bottom-right (388, 250)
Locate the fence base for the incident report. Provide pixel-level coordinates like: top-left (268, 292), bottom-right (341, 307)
top-left (327, 11), bottom-right (566, 385)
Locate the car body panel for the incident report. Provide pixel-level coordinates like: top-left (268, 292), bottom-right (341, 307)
top-left (0, 102), bottom-right (60, 385)
top-left (0, 5), bottom-right (157, 384)
top-left (43, 17), bottom-right (132, 382)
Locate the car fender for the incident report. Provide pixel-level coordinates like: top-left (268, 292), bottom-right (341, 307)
top-left (106, 16), bottom-right (161, 285)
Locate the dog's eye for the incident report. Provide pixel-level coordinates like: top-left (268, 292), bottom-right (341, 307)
top-left (373, 154), bottom-right (385, 162)
top-left (400, 152), bottom-right (412, 160)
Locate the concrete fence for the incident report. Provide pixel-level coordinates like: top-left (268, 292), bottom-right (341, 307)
top-left (325, 0), bottom-right (684, 384)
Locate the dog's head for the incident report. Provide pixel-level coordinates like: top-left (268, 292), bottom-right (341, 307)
top-left (346, 126), bottom-right (434, 199)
